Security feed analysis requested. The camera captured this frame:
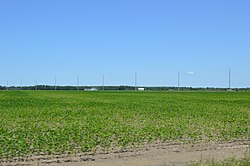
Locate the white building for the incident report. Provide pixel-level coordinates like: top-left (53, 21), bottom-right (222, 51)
top-left (84, 88), bottom-right (98, 91)
top-left (137, 88), bottom-right (145, 91)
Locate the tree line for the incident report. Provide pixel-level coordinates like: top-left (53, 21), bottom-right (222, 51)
top-left (0, 85), bottom-right (249, 91)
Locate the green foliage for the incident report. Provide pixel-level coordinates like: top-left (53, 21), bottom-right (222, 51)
top-left (0, 91), bottom-right (249, 158)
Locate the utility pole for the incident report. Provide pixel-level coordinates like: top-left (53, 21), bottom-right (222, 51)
top-left (55, 77), bottom-right (57, 91)
top-left (102, 74), bottom-right (104, 91)
top-left (178, 70), bottom-right (180, 91)
top-left (21, 79), bottom-right (22, 91)
top-left (35, 78), bottom-right (38, 90)
top-left (229, 68), bottom-right (231, 89)
top-left (77, 75), bottom-right (79, 91)
top-left (135, 72), bottom-right (137, 91)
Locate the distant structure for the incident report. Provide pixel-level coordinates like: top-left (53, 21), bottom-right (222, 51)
top-left (20, 79), bottom-right (22, 91)
top-left (55, 77), bottom-right (57, 91)
top-left (102, 74), bottom-right (104, 91)
top-left (228, 68), bottom-right (231, 89)
top-left (77, 75), bottom-right (79, 91)
top-left (138, 88), bottom-right (145, 91)
top-left (84, 88), bottom-right (97, 91)
top-left (135, 72), bottom-right (137, 91)
top-left (178, 70), bottom-right (180, 91)
top-left (35, 78), bottom-right (38, 90)
top-left (227, 68), bottom-right (234, 91)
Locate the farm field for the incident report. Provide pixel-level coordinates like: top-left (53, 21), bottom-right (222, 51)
top-left (0, 90), bottom-right (249, 160)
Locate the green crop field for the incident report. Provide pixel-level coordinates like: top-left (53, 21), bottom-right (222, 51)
top-left (0, 91), bottom-right (249, 159)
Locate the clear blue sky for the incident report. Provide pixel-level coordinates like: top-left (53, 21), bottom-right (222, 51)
top-left (0, 0), bottom-right (249, 88)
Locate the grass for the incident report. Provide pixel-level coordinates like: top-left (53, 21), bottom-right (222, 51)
top-left (0, 91), bottom-right (249, 158)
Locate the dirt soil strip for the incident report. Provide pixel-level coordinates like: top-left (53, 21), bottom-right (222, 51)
top-left (1, 140), bottom-right (249, 166)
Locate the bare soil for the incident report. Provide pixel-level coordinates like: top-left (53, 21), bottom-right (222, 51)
top-left (1, 140), bottom-right (249, 166)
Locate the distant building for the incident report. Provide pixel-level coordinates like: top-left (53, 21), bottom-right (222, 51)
top-left (84, 88), bottom-right (97, 91)
top-left (138, 88), bottom-right (145, 91)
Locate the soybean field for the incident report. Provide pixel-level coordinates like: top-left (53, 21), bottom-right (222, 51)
top-left (0, 91), bottom-right (249, 159)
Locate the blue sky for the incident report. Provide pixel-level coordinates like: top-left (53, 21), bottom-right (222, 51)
top-left (0, 0), bottom-right (249, 88)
